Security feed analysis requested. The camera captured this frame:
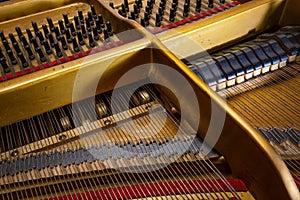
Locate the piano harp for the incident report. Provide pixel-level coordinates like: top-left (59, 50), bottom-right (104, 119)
top-left (0, 0), bottom-right (298, 200)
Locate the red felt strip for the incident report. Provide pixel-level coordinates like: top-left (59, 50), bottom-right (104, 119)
top-left (293, 176), bottom-right (300, 189)
top-left (1, 0), bottom-right (240, 82)
top-left (48, 178), bottom-right (247, 200)
top-left (15, 71), bottom-right (22, 77)
top-left (0, 41), bottom-right (124, 82)
top-left (214, 7), bottom-right (221, 12)
top-left (232, 1), bottom-right (239, 5)
top-left (207, 9), bottom-right (216, 15)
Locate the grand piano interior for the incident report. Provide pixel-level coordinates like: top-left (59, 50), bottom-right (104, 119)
top-left (0, 0), bottom-right (299, 199)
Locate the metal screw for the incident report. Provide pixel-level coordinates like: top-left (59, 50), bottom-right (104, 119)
top-left (104, 119), bottom-right (112, 125)
top-left (58, 134), bottom-right (67, 141)
top-left (10, 150), bottom-right (19, 157)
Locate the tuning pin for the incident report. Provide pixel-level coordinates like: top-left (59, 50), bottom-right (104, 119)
top-left (78, 10), bottom-right (84, 23)
top-left (183, 3), bottom-right (189, 17)
top-left (81, 24), bottom-right (87, 38)
top-left (172, 2), bottom-right (177, 11)
top-left (141, 18), bottom-right (146, 27)
top-left (24, 44), bottom-right (35, 60)
top-left (196, 0), bottom-right (201, 12)
top-left (54, 42), bottom-right (63, 57)
top-left (8, 33), bottom-right (17, 44)
top-left (144, 11), bottom-right (149, 21)
top-left (134, 4), bottom-right (139, 17)
top-left (0, 59), bottom-right (10, 73)
top-left (158, 7), bottom-right (164, 16)
top-left (159, 1), bottom-right (165, 10)
top-left (98, 14), bottom-right (104, 26)
top-left (135, 0), bottom-right (140, 7)
top-left (169, 8), bottom-right (176, 22)
top-left (65, 29), bottom-right (72, 43)
top-left (106, 21), bottom-right (113, 36)
top-left (72, 36), bottom-right (80, 52)
top-left (63, 14), bottom-right (70, 28)
top-left (12, 42), bottom-right (22, 56)
top-left (10, 36), bottom-right (21, 54)
top-left (58, 20), bottom-right (66, 34)
top-left (121, 4), bottom-right (127, 16)
top-left (91, 4), bottom-right (97, 18)
top-left (7, 49), bottom-right (17, 65)
top-left (146, 4), bottom-right (151, 13)
top-left (31, 22), bottom-right (39, 33)
top-left (59, 35), bottom-right (68, 50)
top-left (42, 24), bottom-right (50, 38)
top-left (118, 9), bottom-right (125, 17)
top-left (2, 38), bottom-right (10, 50)
top-left (88, 33), bottom-right (95, 48)
top-left (0, 32), bottom-right (6, 42)
top-left (41, 39), bottom-right (52, 55)
top-left (139, 0), bottom-right (143, 8)
top-left (0, 48), bottom-right (5, 58)
top-left (68, 22), bottom-right (76, 36)
top-left (103, 29), bottom-right (109, 40)
top-left (77, 31), bottom-right (85, 45)
top-left (151, 0), bottom-right (155, 7)
top-left (36, 31), bottom-right (45, 42)
top-left (15, 27), bottom-right (23, 39)
top-left (54, 26), bottom-right (61, 40)
top-left (87, 12), bottom-right (94, 25)
top-left (20, 35), bottom-right (34, 59)
top-left (85, 17), bottom-right (92, 32)
top-left (48, 34), bottom-right (55, 47)
top-left (92, 26), bottom-right (99, 41)
top-left (124, 0), bottom-right (129, 12)
top-left (1, 38), bottom-right (9, 51)
top-left (95, 19), bottom-right (102, 34)
top-left (129, 11), bottom-right (136, 20)
top-left (26, 28), bottom-right (34, 42)
top-left (109, 2), bottom-right (114, 9)
top-left (147, 0), bottom-right (152, 9)
top-left (20, 35), bottom-right (29, 47)
top-left (0, 50), bottom-right (10, 73)
top-left (2, 40), bottom-right (11, 52)
top-left (36, 47), bottom-right (47, 62)
top-left (155, 12), bottom-right (161, 27)
top-left (47, 18), bottom-right (55, 32)
top-left (74, 16), bottom-right (81, 30)
top-left (145, 18), bottom-right (150, 26)
top-left (31, 37), bottom-right (39, 49)
top-left (18, 52), bottom-right (29, 68)
top-left (208, 0), bottom-right (213, 8)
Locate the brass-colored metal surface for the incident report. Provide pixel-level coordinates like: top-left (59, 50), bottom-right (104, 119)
top-left (0, 0), bottom-right (150, 126)
top-left (159, 0), bottom-right (286, 58)
top-left (148, 40), bottom-right (299, 199)
top-left (0, 0), bottom-right (286, 126)
top-left (0, 38), bottom-right (152, 126)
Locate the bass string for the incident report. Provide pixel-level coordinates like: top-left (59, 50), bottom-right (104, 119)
top-left (1, 84), bottom-right (243, 199)
top-left (220, 62), bottom-right (300, 181)
top-left (224, 63), bottom-right (300, 128)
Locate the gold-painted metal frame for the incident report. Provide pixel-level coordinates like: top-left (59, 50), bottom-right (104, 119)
top-left (0, 0), bottom-right (299, 199)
